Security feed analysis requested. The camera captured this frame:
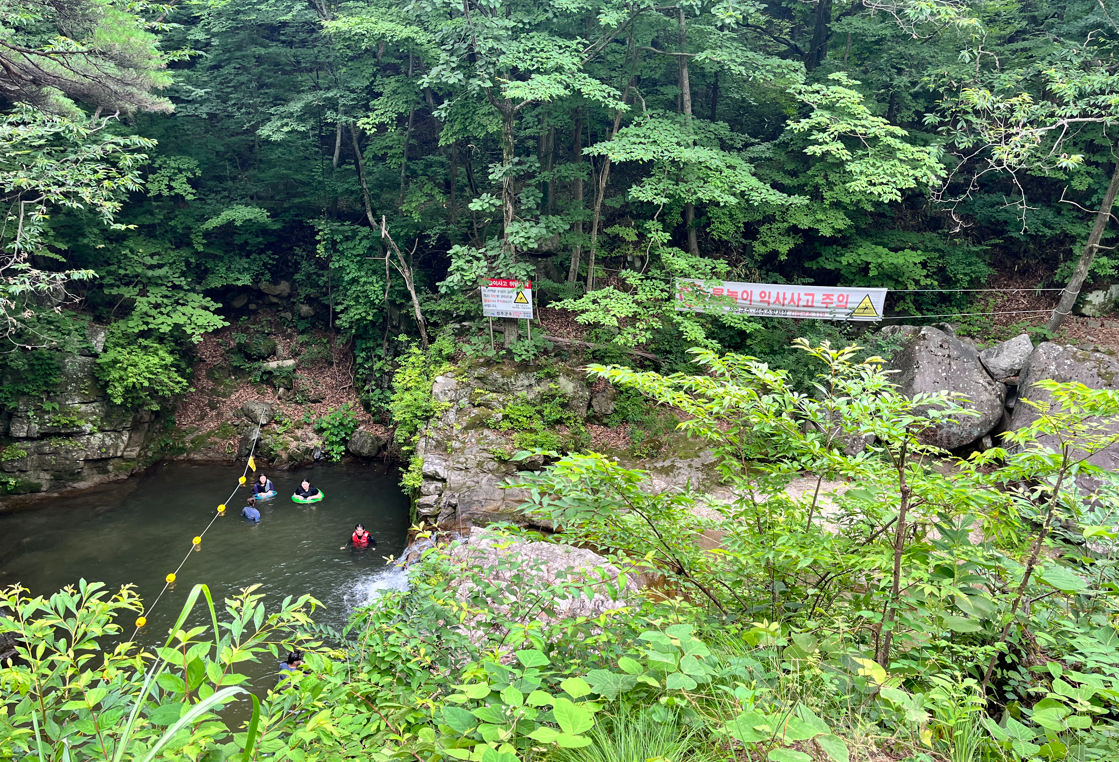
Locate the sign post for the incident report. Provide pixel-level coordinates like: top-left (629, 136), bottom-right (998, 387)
top-left (675, 279), bottom-right (887, 322)
top-left (482, 279), bottom-right (534, 322)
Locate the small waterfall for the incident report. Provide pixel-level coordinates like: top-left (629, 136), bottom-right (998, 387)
top-left (341, 530), bottom-right (464, 610)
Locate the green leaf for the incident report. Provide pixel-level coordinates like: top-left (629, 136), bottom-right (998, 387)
top-left (148, 701), bottom-right (185, 726)
top-left (585, 669), bottom-right (638, 700)
top-left (560, 677), bottom-right (591, 699)
top-left (526, 690), bottom-right (553, 707)
top-left (552, 698), bottom-right (594, 735)
top-left (942, 615), bottom-right (982, 633)
top-left (665, 672), bottom-right (697, 691)
top-left (617, 657), bottom-right (643, 674)
top-left (1038, 564), bottom-right (1088, 594)
top-left (768, 750), bottom-right (812, 762)
top-left (500, 686), bottom-right (525, 707)
top-left (727, 711), bottom-right (773, 743)
top-left (527, 727), bottom-right (560, 743)
top-left (817, 734), bottom-right (850, 762)
top-left (442, 706), bottom-right (477, 734)
top-left (455, 682), bottom-right (492, 700)
top-left (556, 733), bottom-right (592, 748)
top-left (516, 650), bottom-right (550, 668)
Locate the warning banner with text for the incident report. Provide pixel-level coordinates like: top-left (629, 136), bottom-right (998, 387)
top-left (482, 278), bottom-right (534, 320)
top-left (675, 279), bottom-right (887, 322)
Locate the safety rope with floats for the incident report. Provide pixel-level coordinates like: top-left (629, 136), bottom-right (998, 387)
top-left (129, 410), bottom-right (268, 640)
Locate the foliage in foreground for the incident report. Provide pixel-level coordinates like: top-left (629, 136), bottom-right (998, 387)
top-left (8, 347), bottom-right (1119, 762)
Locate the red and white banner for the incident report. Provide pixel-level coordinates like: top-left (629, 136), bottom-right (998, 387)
top-left (482, 278), bottom-right (533, 320)
top-left (675, 279), bottom-right (887, 321)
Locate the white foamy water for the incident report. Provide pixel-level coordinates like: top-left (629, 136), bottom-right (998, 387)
top-left (343, 566), bottom-right (411, 610)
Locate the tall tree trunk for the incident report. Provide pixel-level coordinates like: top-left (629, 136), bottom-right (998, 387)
top-left (499, 107), bottom-right (520, 345)
top-left (1048, 159), bottom-right (1119, 334)
top-left (678, 9), bottom-right (699, 257)
top-left (568, 107), bottom-right (585, 283)
top-left (449, 141), bottom-right (458, 225)
top-left (400, 54), bottom-right (416, 197)
top-left (351, 126), bottom-right (429, 348)
top-left (806, 0), bottom-right (832, 70)
top-left (543, 125), bottom-right (555, 214)
top-left (709, 71), bottom-right (719, 122)
top-left (587, 78), bottom-right (634, 292)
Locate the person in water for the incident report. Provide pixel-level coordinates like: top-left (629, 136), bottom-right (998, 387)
top-left (278, 650), bottom-right (304, 681)
top-left (253, 473), bottom-right (274, 495)
top-left (294, 479), bottom-right (319, 498)
top-left (351, 524), bottom-right (376, 549)
top-left (241, 497), bottom-right (261, 523)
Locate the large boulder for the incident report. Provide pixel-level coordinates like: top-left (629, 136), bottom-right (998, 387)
top-left (448, 528), bottom-right (641, 620)
top-left (1009, 343), bottom-right (1119, 492)
top-left (979, 334), bottom-right (1034, 380)
top-left (347, 429), bottom-right (386, 458)
top-left (1010, 343), bottom-right (1119, 431)
top-left (884, 325), bottom-right (1006, 450)
top-left (1075, 285), bottom-right (1119, 317)
top-left (259, 280), bottom-right (292, 298)
top-left (241, 400), bottom-right (275, 425)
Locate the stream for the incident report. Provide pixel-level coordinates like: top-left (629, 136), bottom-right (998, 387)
top-left (0, 460), bottom-right (411, 704)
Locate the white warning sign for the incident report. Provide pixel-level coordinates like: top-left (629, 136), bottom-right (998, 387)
top-left (675, 279), bottom-right (887, 322)
top-left (482, 278), bottom-right (534, 320)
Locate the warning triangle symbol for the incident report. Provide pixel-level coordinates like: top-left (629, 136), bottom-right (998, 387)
top-left (513, 290), bottom-right (529, 304)
top-left (852, 294), bottom-right (878, 318)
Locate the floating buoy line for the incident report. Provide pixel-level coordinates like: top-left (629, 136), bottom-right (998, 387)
top-left (129, 411), bottom-right (267, 639)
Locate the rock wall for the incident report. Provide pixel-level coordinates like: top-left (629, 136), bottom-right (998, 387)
top-left (414, 361), bottom-right (607, 528)
top-left (0, 329), bottom-right (160, 499)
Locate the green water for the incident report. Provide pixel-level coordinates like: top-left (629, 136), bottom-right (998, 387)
top-left (0, 459), bottom-right (411, 662)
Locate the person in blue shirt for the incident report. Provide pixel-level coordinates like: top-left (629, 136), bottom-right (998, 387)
top-left (241, 497), bottom-right (261, 523)
top-left (278, 651), bottom-right (304, 683)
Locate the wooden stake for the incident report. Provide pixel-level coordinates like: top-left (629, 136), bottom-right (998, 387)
top-left (488, 318), bottom-right (495, 352)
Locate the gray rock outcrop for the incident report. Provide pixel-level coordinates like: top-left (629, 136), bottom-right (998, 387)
top-left (347, 429), bottom-right (386, 458)
top-left (241, 400), bottom-right (275, 425)
top-left (1009, 342), bottom-right (1119, 491)
top-left (259, 280), bottom-right (292, 298)
top-left (448, 528), bottom-right (640, 620)
top-left (1010, 343), bottom-right (1119, 432)
top-left (885, 325), bottom-right (1006, 450)
top-left (414, 361), bottom-right (597, 527)
top-left (1076, 285), bottom-right (1119, 317)
top-left (0, 335), bottom-right (159, 497)
top-left (979, 333), bottom-right (1034, 380)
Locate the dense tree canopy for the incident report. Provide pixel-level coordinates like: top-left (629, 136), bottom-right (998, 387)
top-left (3, 0), bottom-right (1119, 382)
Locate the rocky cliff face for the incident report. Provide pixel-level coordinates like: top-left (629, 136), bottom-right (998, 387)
top-left (0, 329), bottom-right (160, 499)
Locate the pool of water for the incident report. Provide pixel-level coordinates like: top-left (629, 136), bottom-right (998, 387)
top-left (0, 459), bottom-right (411, 640)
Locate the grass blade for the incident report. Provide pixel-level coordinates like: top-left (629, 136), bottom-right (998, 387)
top-left (139, 686), bottom-right (246, 762)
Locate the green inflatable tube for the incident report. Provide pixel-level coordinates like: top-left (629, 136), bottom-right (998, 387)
top-left (291, 490), bottom-right (324, 504)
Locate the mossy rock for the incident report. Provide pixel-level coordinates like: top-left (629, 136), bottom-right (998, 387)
top-left (4, 478), bottom-right (43, 494)
top-left (237, 336), bottom-right (277, 361)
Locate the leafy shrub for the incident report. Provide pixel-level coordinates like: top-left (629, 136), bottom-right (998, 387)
top-left (0, 445), bottom-right (28, 462)
top-left (313, 403), bottom-right (359, 461)
top-left (388, 335), bottom-right (455, 462)
top-left (0, 349), bottom-right (60, 409)
top-left (96, 331), bottom-right (189, 409)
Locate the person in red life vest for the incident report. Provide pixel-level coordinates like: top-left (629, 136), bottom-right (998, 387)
top-left (349, 523), bottom-right (376, 549)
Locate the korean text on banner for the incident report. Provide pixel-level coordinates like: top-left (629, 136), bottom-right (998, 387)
top-left (482, 278), bottom-right (534, 320)
top-left (675, 279), bottom-right (887, 322)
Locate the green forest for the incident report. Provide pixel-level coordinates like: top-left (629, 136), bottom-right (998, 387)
top-left (10, 0), bottom-right (1119, 761)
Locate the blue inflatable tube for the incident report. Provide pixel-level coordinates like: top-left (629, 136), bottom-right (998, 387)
top-left (254, 490), bottom-right (277, 500)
